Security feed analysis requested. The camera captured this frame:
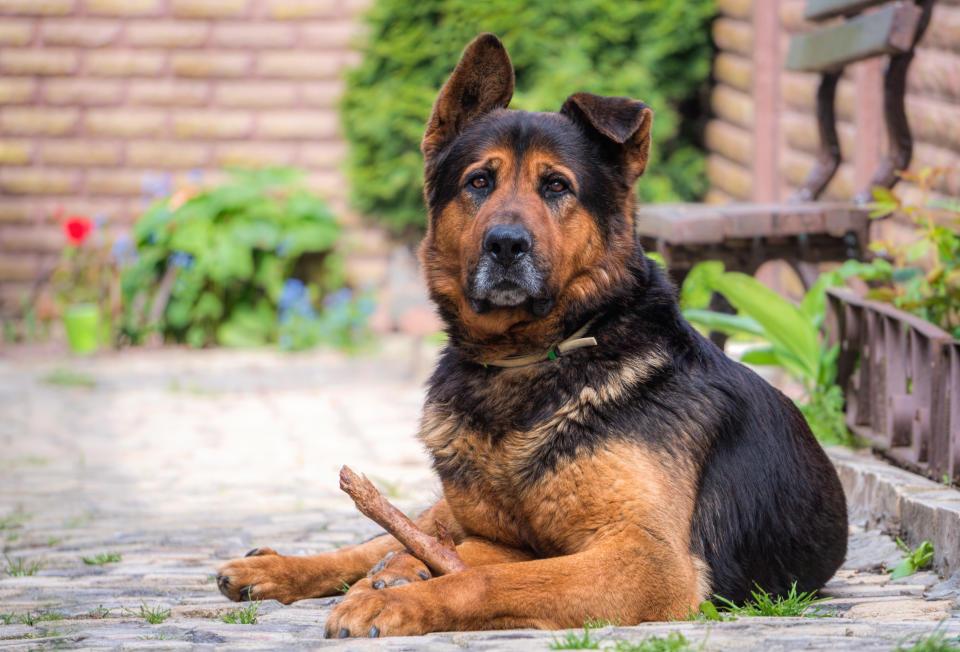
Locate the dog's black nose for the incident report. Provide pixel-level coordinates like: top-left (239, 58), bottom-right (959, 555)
top-left (483, 224), bottom-right (532, 264)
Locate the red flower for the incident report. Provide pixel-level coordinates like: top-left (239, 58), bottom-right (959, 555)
top-left (63, 216), bottom-right (93, 246)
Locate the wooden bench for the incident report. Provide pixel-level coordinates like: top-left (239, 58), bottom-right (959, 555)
top-left (637, 0), bottom-right (935, 291)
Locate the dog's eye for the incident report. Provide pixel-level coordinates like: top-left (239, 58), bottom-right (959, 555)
top-left (545, 178), bottom-right (569, 194)
top-left (469, 175), bottom-right (489, 190)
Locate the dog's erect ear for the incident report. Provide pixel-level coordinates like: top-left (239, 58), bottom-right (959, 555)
top-left (560, 92), bottom-right (654, 183)
top-left (421, 33), bottom-right (514, 164)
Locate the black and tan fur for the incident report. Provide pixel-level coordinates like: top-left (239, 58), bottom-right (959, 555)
top-left (216, 33), bottom-right (847, 637)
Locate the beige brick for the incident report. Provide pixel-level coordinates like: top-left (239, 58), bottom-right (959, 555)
top-left (40, 19), bottom-right (121, 46)
top-left (300, 141), bottom-right (346, 167)
top-left (171, 0), bottom-right (248, 17)
top-left (713, 17), bottom-right (753, 57)
top-left (127, 21), bottom-right (208, 47)
top-left (211, 22), bottom-right (295, 48)
top-left (265, 0), bottom-right (337, 19)
top-left (45, 78), bottom-right (124, 105)
top-left (0, 20), bottom-right (34, 45)
top-left (129, 80), bottom-right (208, 105)
top-left (301, 21), bottom-right (362, 48)
top-left (0, 139), bottom-right (31, 164)
top-left (171, 51), bottom-right (250, 77)
top-left (84, 0), bottom-right (161, 16)
top-left (172, 110), bottom-right (252, 138)
top-left (127, 141), bottom-right (209, 167)
top-left (85, 109), bottom-right (166, 137)
top-left (0, 168), bottom-right (77, 195)
top-left (0, 0), bottom-right (74, 16)
top-left (300, 80), bottom-right (343, 106)
top-left (0, 226), bottom-right (63, 253)
top-left (41, 140), bottom-right (122, 166)
top-left (304, 170), bottom-right (341, 196)
top-left (0, 199), bottom-right (34, 223)
top-left (86, 50), bottom-right (165, 76)
top-left (86, 168), bottom-right (151, 195)
top-left (257, 51), bottom-right (342, 78)
top-left (0, 78), bottom-right (37, 104)
top-left (214, 142), bottom-right (295, 166)
top-left (0, 255), bottom-right (44, 281)
top-left (1, 107), bottom-right (78, 135)
top-left (257, 110), bottom-right (337, 138)
top-left (0, 48), bottom-right (77, 75)
top-left (215, 81), bottom-right (296, 107)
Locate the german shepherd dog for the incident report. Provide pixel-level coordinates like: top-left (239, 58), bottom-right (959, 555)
top-left (216, 34), bottom-right (847, 637)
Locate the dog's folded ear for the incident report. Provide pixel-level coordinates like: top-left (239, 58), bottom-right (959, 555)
top-left (560, 92), bottom-right (654, 184)
top-left (422, 33), bottom-right (514, 165)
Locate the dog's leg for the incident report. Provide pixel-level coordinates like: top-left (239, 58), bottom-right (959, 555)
top-left (324, 527), bottom-right (706, 637)
top-left (216, 499), bottom-right (464, 604)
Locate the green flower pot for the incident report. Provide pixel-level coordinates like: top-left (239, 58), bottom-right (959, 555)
top-left (63, 303), bottom-right (101, 355)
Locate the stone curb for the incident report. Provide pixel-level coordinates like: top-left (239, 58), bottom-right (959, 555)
top-left (829, 447), bottom-right (960, 578)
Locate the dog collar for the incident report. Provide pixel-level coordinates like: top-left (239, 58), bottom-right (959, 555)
top-left (484, 317), bottom-right (600, 368)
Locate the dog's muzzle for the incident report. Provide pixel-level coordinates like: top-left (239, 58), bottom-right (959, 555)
top-left (468, 224), bottom-right (553, 316)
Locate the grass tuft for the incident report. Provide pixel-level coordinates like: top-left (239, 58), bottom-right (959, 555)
top-left (220, 600), bottom-right (261, 625)
top-left (336, 580), bottom-right (351, 594)
top-left (713, 581), bottom-right (831, 618)
top-left (583, 618), bottom-right (620, 628)
top-left (82, 552), bottom-right (122, 566)
top-left (41, 368), bottom-right (97, 388)
top-left (894, 620), bottom-right (960, 652)
top-left (123, 601), bottom-right (170, 624)
top-left (16, 611), bottom-right (64, 626)
top-left (611, 632), bottom-right (698, 652)
top-left (550, 625), bottom-right (600, 649)
top-left (4, 554), bottom-right (44, 576)
top-left (88, 605), bottom-right (110, 619)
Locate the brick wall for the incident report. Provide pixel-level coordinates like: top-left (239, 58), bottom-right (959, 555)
top-left (0, 0), bottom-right (371, 315)
top-left (706, 0), bottom-right (960, 212)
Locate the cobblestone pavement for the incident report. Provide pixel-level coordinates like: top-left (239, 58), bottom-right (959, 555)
top-left (1, 343), bottom-right (959, 650)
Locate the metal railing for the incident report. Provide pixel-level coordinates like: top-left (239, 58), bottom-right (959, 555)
top-left (827, 288), bottom-right (959, 483)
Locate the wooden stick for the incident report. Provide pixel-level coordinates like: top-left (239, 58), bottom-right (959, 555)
top-left (339, 466), bottom-right (467, 575)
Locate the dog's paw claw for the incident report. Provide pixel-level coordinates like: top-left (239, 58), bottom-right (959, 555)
top-left (369, 626), bottom-right (380, 638)
top-left (367, 551), bottom-right (431, 591)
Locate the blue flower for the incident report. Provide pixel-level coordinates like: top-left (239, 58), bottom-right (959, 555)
top-left (275, 237), bottom-right (293, 258)
top-left (142, 172), bottom-right (173, 201)
top-left (168, 251), bottom-right (194, 270)
top-left (323, 288), bottom-right (353, 309)
top-left (278, 278), bottom-right (316, 320)
top-left (111, 235), bottom-right (137, 266)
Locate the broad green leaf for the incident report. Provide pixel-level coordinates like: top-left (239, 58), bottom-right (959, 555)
top-left (740, 347), bottom-right (779, 367)
top-left (710, 272), bottom-right (820, 379)
top-left (683, 309), bottom-right (764, 337)
top-left (680, 261), bottom-right (724, 311)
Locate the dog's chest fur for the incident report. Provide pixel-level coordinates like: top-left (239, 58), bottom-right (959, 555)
top-left (418, 351), bottom-right (682, 557)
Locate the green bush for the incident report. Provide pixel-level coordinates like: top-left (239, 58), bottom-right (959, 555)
top-left (120, 168), bottom-right (348, 348)
top-left (341, 0), bottom-right (717, 234)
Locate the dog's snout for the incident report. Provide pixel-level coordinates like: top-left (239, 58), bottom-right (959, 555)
top-left (483, 224), bottom-right (532, 265)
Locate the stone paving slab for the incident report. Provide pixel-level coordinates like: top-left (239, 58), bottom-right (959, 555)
top-left (1, 345), bottom-right (959, 650)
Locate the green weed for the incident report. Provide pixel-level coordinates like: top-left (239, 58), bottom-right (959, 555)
top-left (41, 368), bottom-right (96, 388)
top-left (4, 554), bottom-right (44, 576)
top-left (82, 552), bottom-right (122, 566)
top-left (220, 600), bottom-right (261, 624)
top-left (336, 580), bottom-right (351, 594)
top-left (713, 582), bottom-right (831, 617)
top-left (894, 620), bottom-right (960, 651)
top-left (123, 602), bottom-right (170, 624)
top-left (584, 618), bottom-right (620, 628)
top-left (88, 605), bottom-right (110, 619)
top-left (0, 507), bottom-right (30, 531)
top-left (17, 611), bottom-right (64, 626)
top-left (550, 625), bottom-right (600, 649)
top-left (0, 613), bottom-right (17, 625)
top-left (611, 632), bottom-right (698, 652)
top-left (890, 538), bottom-right (935, 579)
top-left (48, 536), bottom-right (63, 547)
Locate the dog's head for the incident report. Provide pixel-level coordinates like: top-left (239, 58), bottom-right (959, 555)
top-left (419, 34), bottom-right (653, 357)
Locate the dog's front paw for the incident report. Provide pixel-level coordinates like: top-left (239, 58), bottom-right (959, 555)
top-left (367, 551), bottom-right (431, 589)
top-left (216, 547), bottom-right (299, 604)
top-left (325, 584), bottom-right (436, 638)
